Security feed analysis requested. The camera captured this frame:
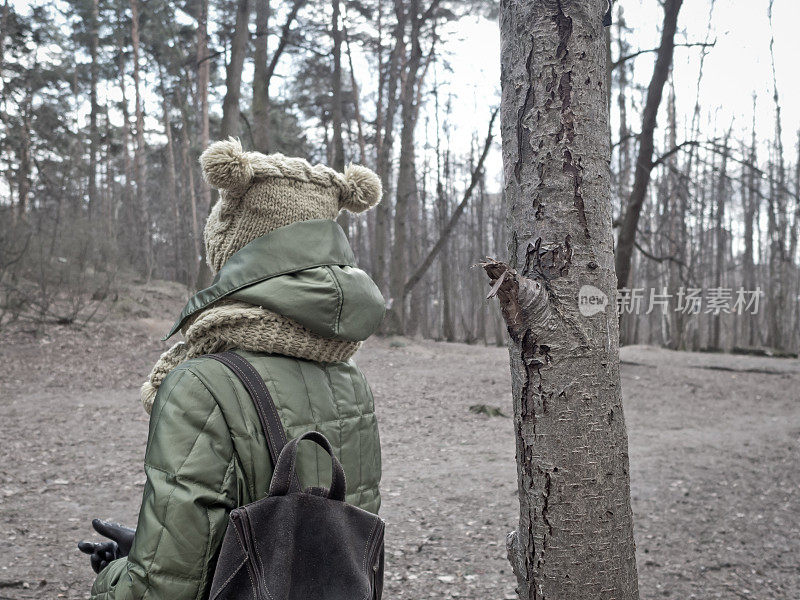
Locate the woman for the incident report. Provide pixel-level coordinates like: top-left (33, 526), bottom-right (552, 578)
top-left (79, 138), bottom-right (385, 598)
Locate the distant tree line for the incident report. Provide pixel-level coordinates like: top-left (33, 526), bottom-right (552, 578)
top-left (0, 0), bottom-right (797, 353)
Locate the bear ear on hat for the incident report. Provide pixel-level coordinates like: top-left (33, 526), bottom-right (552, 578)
top-left (339, 164), bottom-right (382, 213)
top-left (199, 138), bottom-right (254, 197)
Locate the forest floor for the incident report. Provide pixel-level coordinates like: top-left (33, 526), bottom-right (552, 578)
top-left (1, 279), bottom-right (799, 600)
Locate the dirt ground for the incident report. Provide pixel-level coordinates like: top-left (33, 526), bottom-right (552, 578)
top-left (1, 285), bottom-right (798, 599)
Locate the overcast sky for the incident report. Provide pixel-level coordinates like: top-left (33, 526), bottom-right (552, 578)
top-left (433, 0), bottom-right (800, 193)
top-left (11, 0), bottom-right (800, 195)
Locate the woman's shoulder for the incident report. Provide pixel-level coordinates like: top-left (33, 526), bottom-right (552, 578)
top-left (159, 350), bottom-right (371, 412)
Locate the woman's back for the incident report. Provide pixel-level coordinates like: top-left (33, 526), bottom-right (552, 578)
top-left (91, 351), bottom-right (380, 598)
top-left (83, 139), bottom-right (385, 599)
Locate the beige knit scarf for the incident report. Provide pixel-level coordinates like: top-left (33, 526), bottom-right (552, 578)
top-left (141, 301), bottom-right (360, 413)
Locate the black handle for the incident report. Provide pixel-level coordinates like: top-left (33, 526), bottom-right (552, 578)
top-left (269, 431), bottom-right (347, 502)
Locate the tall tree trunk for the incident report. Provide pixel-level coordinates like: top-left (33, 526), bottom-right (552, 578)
top-left (490, 2), bottom-right (639, 598)
top-left (16, 93), bottom-right (32, 219)
top-left (220, 0), bottom-right (251, 140)
top-left (88, 0), bottom-right (100, 218)
top-left (665, 83), bottom-right (684, 350)
top-left (475, 173), bottom-right (487, 344)
top-left (330, 0), bottom-right (345, 170)
top-left (130, 0), bottom-right (151, 278)
top-left (117, 23), bottom-right (135, 262)
top-left (373, 0), bottom-right (406, 292)
top-left (742, 117), bottom-right (757, 347)
top-left (0, 0), bottom-right (8, 80)
top-left (331, 0), bottom-right (351, 235)
top-left (251, 0), bottom-right (304, 153)
top-left (615, 0), bottom-right (683, 289)
top-left (438, 180), bottom-right (454, 341)
top-left (386, 0), bottom-right (422, 334)
top-left (345, 25), bottom-right (367, 162)
top-left (767, 0), bottom-right (788, 350)
top-left (711, 132), bottom-right (731, 350)
top-left (159, 70), bottom-right (181, 281)
top-left (196, 0), bottom-right (213, 285)
top-left (252, 0), bottom-right (271, 152)
top-left (181, 110), bottom-right (202, 291)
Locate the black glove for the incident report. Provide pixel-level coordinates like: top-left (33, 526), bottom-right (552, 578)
top-left (78, 519), bottom-right (136, 574)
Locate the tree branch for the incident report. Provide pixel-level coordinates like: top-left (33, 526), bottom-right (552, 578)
top-left (265, 0), bottom-right (306, 81)
top-left (633, 240), bottom-right (685, 266)
top-left (612, 40), bottom-right (716, 70)
top-left (649, 139), bottom-right (704, 169)
top-left (402, 108), bottom-right (498, 298)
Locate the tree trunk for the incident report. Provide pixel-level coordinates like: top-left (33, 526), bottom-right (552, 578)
top-left (331, 0), bottom-right (351, 235)
top-left (16, 93), bottom-right (32, 219)
top-left (220, 0), bottom-right (251, 140)
top-left (116, 22), bottom-right (135, 263)
top-left (130, 0), bottom-right (151, 278)
top-left (386, 0), bottom-right (422, 334)
top-left (373, 0), bottom-right (406, 292)
top-left (181, 110), bottom-right (202, 291)
top-left (159, 70), bottom-right (181, 281)
top-left (252, 0), bottom-right (271, 152)
top-left (345, 25), bottom-right (366, 163)
top-left (742, 120), bottom-right (757, 347)
top-left (438, 179), bottom-right (455, 342)
top-left (0, 0), bottom-right (8, 80)
top-left (330, 0), bottom-right (345, 171)
top-left (614, 0), bottom-right (683, 289)
top-left (490, 1), bottom-right (640, 598)
top-left (252, 0), bottom-right (304, 153)
top-left (711, 132), bottom-right (731, 350)
top-left (196, 0), bottom-right (213, 286)
top-left (88, 0), bottom-right (100, 218)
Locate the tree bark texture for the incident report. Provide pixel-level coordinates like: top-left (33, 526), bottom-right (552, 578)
top-left (493, 1), bottom-right (640, 598)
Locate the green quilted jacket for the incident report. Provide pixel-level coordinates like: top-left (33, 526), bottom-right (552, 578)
top-left (90, 220), bottom-right (385, 599)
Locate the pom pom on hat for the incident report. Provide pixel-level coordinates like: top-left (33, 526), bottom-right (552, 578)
top-left (339, 164), bottom-right (382, 213)
top-left (199, 137), bottom-right (254, 196)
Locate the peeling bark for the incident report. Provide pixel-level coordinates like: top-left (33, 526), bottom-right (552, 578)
top-left (494, 1), bottom-right (639, 598)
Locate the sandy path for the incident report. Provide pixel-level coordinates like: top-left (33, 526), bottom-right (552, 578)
top-left (1, 324), bottom-right (798, 599)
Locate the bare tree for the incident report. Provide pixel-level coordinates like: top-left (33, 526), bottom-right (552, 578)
top-left (615, 0), bottom-right (683, 289)
top-left (489, 1), bottom-right (639, 598)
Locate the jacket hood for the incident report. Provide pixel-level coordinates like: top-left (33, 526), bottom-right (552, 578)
top-left (165, 219), bottom-right (386, 342)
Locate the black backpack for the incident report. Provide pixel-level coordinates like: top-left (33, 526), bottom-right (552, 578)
top-left (205, 351), bottom-right (385, 600)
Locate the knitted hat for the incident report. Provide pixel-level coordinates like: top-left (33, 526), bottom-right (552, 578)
top-left (200, 138), bottom-right (382, 273)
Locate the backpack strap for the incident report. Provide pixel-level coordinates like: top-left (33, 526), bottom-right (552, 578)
top-left (205, 350), bottom-right (300, 492)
